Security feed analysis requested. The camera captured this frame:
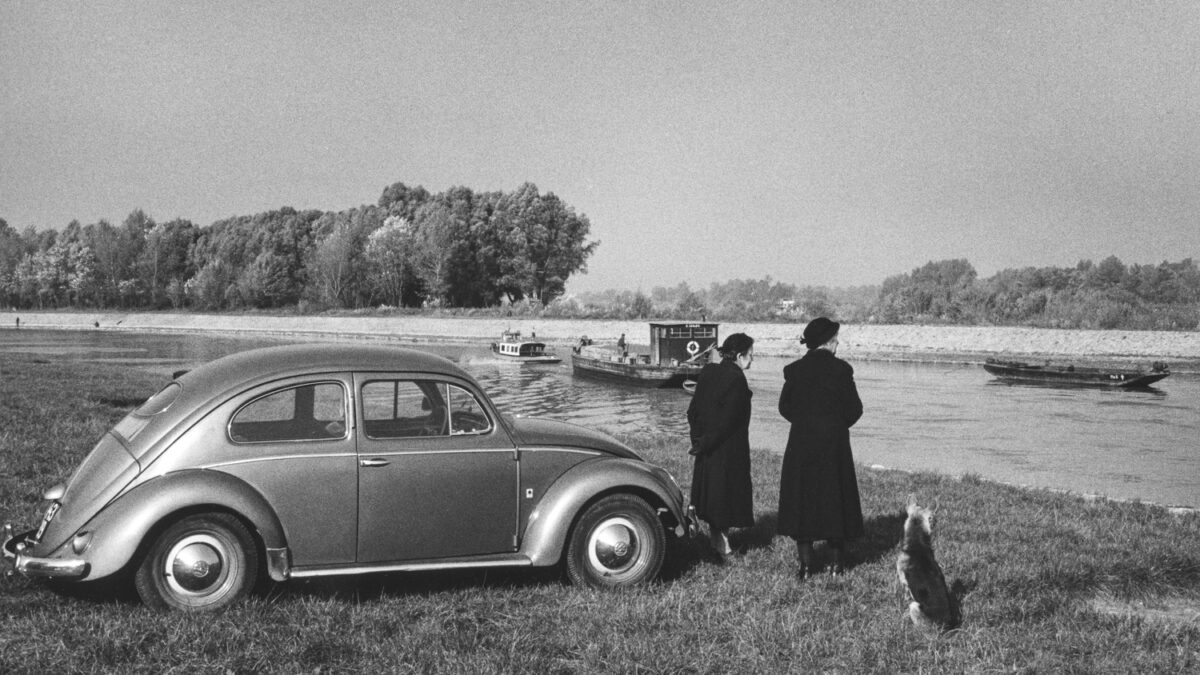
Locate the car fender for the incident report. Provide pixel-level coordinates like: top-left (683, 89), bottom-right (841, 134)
top-left (69, 469), bottom-right (287, 581)
top-left (520, 458), bottom-right (688, 566)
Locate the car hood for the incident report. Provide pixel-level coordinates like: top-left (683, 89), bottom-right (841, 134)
top-left (508, 417), bottom-right (641, 460)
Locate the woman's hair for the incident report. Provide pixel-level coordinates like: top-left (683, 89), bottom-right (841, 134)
top-left (718, 332), bottom-right (754, 360)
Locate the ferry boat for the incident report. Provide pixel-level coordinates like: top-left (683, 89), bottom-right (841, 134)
top-left (490, 330), bottom-right (561, 364)
top-left (983, 358), bottom-right (1170, 388)
top-left (571, 322), bottom-right (719, 388)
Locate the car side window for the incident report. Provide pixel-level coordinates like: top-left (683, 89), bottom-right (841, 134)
top-left (229, 382), bottom-right (347, 443)
top-left (447, 384), bottom-right (492, 435)
top-left (362, 380), bottom-right (491, 438)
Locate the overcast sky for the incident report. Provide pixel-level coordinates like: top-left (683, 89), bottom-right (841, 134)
top-left (3, 1), bottom-right (1199, 293)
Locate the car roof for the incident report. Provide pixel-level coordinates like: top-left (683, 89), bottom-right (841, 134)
top-left (183, 343), bottom-right (471, 390)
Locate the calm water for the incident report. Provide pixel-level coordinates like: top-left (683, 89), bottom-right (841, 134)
top-left (4, 329), bottom-right (1198, 508)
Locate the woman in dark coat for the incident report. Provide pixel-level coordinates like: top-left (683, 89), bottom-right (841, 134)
top-left (777, 318), bottom-right (863, 577)
top-left (687, 333), bottom-right (756, 556)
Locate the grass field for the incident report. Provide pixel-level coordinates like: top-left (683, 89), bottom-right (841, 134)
top-left (1, 352), bottom-right (1198, 673)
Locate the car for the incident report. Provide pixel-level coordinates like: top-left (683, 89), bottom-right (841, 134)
top-left (3, 344), bottom-right (695, 611)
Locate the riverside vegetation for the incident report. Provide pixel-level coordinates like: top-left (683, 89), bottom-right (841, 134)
top-left (3, 181), bottom-right (1199, 331)
top-left (1, 353), bottom-right (1198, 673)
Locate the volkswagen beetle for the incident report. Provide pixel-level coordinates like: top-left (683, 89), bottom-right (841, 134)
top-left (3, 344), bottom-right (694, 611)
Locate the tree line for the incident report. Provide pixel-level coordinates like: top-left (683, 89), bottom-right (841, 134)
top-left (0, 182), bottom-right (597, 312)
top-left (566, 257), bottom-right (1199, 331)
top-left (871, 257), bottom-right (1200, 330)
top-left (3, 185), bottom-right (1196, 331)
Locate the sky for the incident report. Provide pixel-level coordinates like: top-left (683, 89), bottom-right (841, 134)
top-left (3, 1), bottom-right (1199, 294)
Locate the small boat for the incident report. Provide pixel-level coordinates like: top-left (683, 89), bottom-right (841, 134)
top-left (682, 379), bottom-right (697, 396)
top-left (571, 322), bottom-right (719, 388)
top-left (983, 358), bottom-right (1170, 388)
top-left (490, 330), bottom-right (561, 364)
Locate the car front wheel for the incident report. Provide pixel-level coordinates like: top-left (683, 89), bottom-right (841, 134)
top-left (565, 494), bottom-right (666, 589)
top-left (134, 513), bottom-right (258, 611)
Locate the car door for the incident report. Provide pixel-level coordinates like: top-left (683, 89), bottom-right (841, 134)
top-left (202, 376), bottom-right (358, 566)
top-left (354, 373), bottom-right (519, 563)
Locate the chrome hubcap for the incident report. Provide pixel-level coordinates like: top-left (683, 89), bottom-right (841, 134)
top-left (587, 517), bottom-right (641, 575)
top-left (165, 534), bottom-right (227, 595)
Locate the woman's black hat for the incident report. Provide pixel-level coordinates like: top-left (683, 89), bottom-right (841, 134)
top-left (800, 317), bottom-right (839, 350)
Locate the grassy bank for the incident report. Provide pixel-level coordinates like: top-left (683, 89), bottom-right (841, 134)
top-left (1, 353), bottom-right (1198, 673)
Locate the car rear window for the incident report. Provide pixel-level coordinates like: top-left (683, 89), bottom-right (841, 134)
top-left (135, 382), bottom-right (181, 416)
top-left (111, 383), bottom-right (182, 442)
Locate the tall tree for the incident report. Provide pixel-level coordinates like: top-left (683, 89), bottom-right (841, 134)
top-left (407, 202), bottom-right (457, 306)
top-left (364, 216), bottom-right (412, 307)
top-left (0, 219), bottom-right (25, 306)
top-left (306, 206), bottom-right (380, 308)
top-left (493, 183), bottom-right (598, 304)
top-left (139, 219), bottom-right (199, 308)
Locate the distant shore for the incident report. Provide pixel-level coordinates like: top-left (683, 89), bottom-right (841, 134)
top-left (4, 310), bottom-right (1200, 372)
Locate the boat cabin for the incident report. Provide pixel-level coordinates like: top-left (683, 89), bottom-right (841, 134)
top-left (649, 323), bottom-right (719, 366)
top-left (494, 340), bottom-right (550, 358)
top-left (491, 330), bottom-right (557, 360)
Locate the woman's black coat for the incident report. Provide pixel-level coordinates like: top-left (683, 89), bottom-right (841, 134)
top-left (776, 348), bottom-right (864, 541)
top-left (687, 359), bottom-right (755, 530)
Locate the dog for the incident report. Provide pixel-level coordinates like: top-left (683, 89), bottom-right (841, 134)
top-left (896, 502), bottom-right (956, 631)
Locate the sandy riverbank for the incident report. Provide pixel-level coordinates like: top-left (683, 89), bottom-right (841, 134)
top-left (5, 310), bottom-right (1200, 371)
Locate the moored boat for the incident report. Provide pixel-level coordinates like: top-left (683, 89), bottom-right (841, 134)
top-left (983, 358), bottom-right (1170, 388)
top-left (490, 330), bottom-right (561, 364)
top-left (571, 322), bottom-right (719, 388)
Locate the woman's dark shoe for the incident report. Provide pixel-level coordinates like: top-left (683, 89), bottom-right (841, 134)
top-left (829, 548), bottom-right (846, 577)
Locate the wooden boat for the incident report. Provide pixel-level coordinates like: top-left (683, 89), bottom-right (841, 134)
top-left (490, 330), bottom-right (561, 364)
top-left (571, 322), bottom-right (719, 388)
top-left (983, 358), bottom-right (1170, 388)
top-left (682, 379), bottom-right (697, 396)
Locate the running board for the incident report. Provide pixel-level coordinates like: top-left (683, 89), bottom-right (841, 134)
top-left (287, 553), bottom-right (534, 579)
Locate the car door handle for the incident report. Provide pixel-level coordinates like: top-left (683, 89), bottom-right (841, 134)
top-left (360, 458), bottom-right (390, 467)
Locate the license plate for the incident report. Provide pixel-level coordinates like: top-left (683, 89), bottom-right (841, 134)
top-left (34, 502), bottom-right (60, 542)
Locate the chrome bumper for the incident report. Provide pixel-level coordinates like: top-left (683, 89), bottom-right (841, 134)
top-left (3, 524), bottom-right (89, 580)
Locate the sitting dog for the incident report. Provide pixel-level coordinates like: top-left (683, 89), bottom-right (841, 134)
top-left (896, 502), bottom-right (956, 631)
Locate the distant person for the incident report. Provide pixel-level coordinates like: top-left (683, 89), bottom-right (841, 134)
top-left (617, 333), bottom-right (626, 354)
top-left (687, 332), bottom-right (756, 557)
top-left (777, 317), bottom-right (864, 579)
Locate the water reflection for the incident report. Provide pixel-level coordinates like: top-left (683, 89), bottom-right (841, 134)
top-left (3, 329), bottom-right (1197, 508)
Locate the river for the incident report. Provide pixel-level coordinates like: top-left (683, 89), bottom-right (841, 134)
top-left (4, 328), bottom-right (1197, 509)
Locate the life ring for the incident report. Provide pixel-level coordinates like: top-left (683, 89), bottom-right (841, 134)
top-left (686, 340), bottom-right (700, 355)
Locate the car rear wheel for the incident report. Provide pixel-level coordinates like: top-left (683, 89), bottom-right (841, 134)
top-left (565, 494), bottom-right (665, 589)
top-left (134, 513), bottom-right (258, 611)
